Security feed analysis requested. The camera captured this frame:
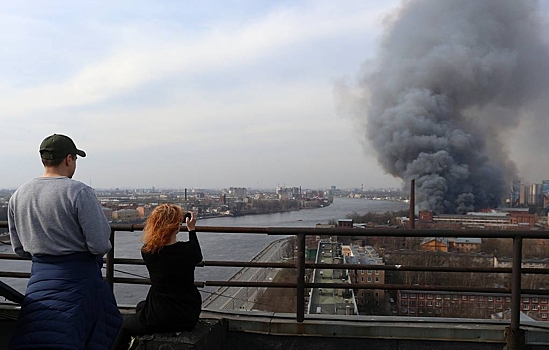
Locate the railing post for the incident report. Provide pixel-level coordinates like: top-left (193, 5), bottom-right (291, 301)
top-left (505, 235), bottom-right (524, 350)
top-left (105, 228), bottom-right (115, 290)
top-left (296, 233), bottom-right (306, 322)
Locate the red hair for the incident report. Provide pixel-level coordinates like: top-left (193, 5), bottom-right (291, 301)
top-left (142, 204), bottom-right (183, 253)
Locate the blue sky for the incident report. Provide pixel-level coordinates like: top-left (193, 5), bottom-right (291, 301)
top-left (2, 1), bottom-right (547, 190)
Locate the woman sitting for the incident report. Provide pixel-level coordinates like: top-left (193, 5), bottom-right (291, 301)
top-left (112, 204), bottom-right (202, 350)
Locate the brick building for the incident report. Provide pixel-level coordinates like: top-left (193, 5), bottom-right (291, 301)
top-left (343, 245), bottom-right (385, 307)
top-left (417, 209), bottom-right (537, 229)
top-left (397, 290), bottom-right (549, 321)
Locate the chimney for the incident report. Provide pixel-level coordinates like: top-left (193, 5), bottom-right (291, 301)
top-left (409, 179), bottom-right (415, 229)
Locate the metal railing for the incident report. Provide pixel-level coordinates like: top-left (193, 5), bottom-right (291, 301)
top-left (1, 221), bottom-right (549, 347)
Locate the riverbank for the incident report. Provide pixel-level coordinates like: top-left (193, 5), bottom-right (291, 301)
top-left (106, 198), bottom-right (334, 223)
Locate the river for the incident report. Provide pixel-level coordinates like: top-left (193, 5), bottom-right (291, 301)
top-left (0, 197), bottom-right (408, 305)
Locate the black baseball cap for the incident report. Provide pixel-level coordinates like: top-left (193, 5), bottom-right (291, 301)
top-left (39, 134), bottom-right (86, 160)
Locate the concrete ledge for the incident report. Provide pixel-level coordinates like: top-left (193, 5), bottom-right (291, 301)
top-left (130, 319), bottom-right (224, 350)
top-left (201, 310), bottom-right (549, 349)
top-left (3, 304), bottom-right (549, 350)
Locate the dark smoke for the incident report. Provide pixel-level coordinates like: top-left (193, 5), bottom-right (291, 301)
top-left (343, 0), bottom-right (549, 213)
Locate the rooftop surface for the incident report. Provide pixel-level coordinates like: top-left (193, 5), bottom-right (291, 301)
top-left (307, 241), bottom-right (358, 316)
top-left (3, 305), bottom-right (548, 349)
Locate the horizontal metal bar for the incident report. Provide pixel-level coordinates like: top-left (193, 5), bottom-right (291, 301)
top-left (3, 220), bottom-right (549, 238)
top-left (307, 263), bottom-right (513, 273)
top-left (0, 272), bottom-right (30, 278)
top-left (4, 271), bottom-right (549, 296)
top-left (204, 281), bottom-right (297, 288)
top-left (3, 253), bottom-right (549, 275)
top-left (1, 268), bottom-right (546, 296)
top-left (0, 254), bottom-right (29, 260)
top-left (202, 261), bottom-right (295, 268)
top-left (304, 283), bottom-right (512, 294)
top-left (112, 277), bottom-right (205, 288)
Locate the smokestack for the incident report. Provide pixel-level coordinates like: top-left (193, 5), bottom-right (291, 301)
top-left (339, 0), bottom-right (549, 214)
top-left (184, 188), bottom-right (187, 202)
top-left (409, 179), bottom-right (415, 229)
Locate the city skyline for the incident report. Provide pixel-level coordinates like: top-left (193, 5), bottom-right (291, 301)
top-left (2, 1), bottom-right (549, 191)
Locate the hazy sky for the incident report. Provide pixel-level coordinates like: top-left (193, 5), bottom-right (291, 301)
top-left (2, 1), bottom-right (548, 191)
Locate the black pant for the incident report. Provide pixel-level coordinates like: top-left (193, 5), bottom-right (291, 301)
top-left (111, 301), bottom-right (149, 350)
top-left (111, 313), bottom-right (150, 350)
top-left (111, 301), bottom-right (196, 350)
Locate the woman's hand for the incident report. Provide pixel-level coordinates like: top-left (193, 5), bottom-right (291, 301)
top-left (185, 211), bottom-right (197, 231)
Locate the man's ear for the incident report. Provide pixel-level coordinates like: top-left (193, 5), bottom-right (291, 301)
top-left (65, 154), bottom-right (72, 166)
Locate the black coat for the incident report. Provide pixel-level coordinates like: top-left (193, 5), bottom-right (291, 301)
top-left (138, 233), bottom-right (203, 332)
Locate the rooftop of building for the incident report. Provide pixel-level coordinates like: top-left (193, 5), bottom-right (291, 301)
top-left (344, 244), bottom-right (384, 265)
top-left (307, 241), bottom-right (358, 316)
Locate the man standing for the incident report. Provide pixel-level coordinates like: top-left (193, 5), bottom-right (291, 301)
top-left (8, 134), bottom-right (122, 349)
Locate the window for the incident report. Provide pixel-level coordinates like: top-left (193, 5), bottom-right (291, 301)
top-left (419, 301), bottom-right (424, 307)
top-left (375, 270), bottom-right (380, 275)
top-left (506, 297), bottom-right (511, 303)
top-left (541, 298), bottom-right (548, 304)
top-left (409, 308), bottom-right (416, 314)
top-left (488, 296), bottom-right (494, 302)
top-left (532, 305), bottom-right (539, 311)
top-left (435, 308), bottom-right (442, 315)
top-left (462, 296), bottom-right (468, 301)
top-left (479, 296), bottom-right (484, 302)
top-left (410, 293), bottom-right (416, 299)
top-left (367, 270), bottom-right (372, 275)
top-left (427, 301), bottom-right (433, 307)
top-left (453, 295), bottom-right (459, 301)
top-left (532, 297), bottom-right (539, 304)
top-left (470, 296), bottom-right (476, 301)
top-left (496, 296), bottom-right (502, 302)
top-left (435, 301), bottom-right (442, 307)
top-left (375, 277), bottom-right (379, 283)
top-left (361, 269), bottom-right (364, 274)
top-left (427, 294), bottom-right (434, 300)
top-left (419, 294), bottom-right (424, 299)
top-left (523, 297), bottom-right (530, 303)
top-left (367, 277), bottom-right (371, 282)
top-left (361, 277), bottom-right (364, 282)
top-left (436, 294), bottom-right (441, 300)
top-left (374, 292), bottom-right (379, 298)
top-left (541, 306), bottom-right (547, 311)
top-left (542, 313), bottom-right (548, 319)
top-left (444, 295), bottom-right (451, 300)
top-left (523, 305), bottom-right (530, 311)
top-left (402, 293), bottom-right (408, 299)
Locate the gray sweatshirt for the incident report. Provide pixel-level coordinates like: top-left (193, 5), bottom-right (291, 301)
top-left (8, 176), bottom-right (111, 258)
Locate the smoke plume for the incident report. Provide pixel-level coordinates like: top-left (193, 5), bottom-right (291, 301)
top-left (345, 0), bottom-right (549, 213)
